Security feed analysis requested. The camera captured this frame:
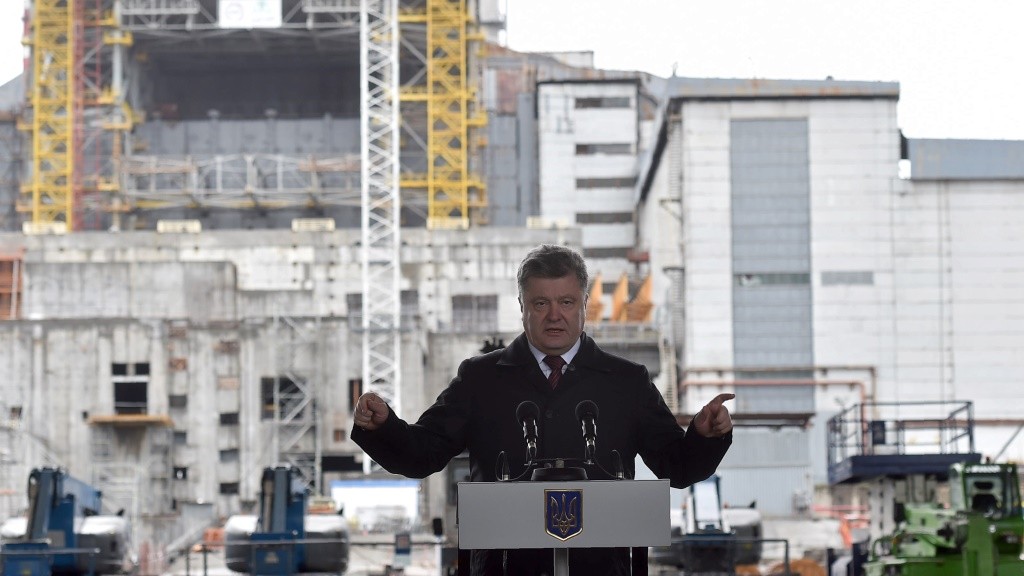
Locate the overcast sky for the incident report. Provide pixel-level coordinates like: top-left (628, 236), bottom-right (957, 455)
top-left (2, 0), bottom-right (1021, 140)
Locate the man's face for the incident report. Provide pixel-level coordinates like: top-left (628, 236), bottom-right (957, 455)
top-left (520, 274), bottom-right (587, 356)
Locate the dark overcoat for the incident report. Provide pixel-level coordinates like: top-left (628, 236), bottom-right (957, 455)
top-left (352, 332), bottom-right (732, 575)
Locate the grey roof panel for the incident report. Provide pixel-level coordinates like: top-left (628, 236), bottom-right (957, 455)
top-left (664, 76), bottom-right (900, 100)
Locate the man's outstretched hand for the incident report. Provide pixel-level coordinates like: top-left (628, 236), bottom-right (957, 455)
top-left (353, 392), bottom-right (390, 431)
top-left (692, 393), bottom-right (735, 438)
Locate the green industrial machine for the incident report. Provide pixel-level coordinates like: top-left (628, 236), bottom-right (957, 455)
top-left (865, 462), bottom-right (1024, 576)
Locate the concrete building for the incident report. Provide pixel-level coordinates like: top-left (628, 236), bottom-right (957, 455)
top-left (630, 77), bottom-right (1024, 516)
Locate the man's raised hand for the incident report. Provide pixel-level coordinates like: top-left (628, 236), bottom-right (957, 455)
top-left (353, 392), bottom-right (389, 431)
top-left (692, 393), bottom-right (735, 438)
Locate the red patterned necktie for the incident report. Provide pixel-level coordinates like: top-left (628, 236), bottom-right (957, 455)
top-left (544, 355), bottom-right (565, 389)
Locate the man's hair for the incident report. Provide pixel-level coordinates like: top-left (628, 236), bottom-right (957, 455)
top-left (516, 244), bottom-right (589, 297)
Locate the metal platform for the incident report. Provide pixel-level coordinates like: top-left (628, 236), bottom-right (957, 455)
top-left (828, 452), bottom-right (981, 485)
top-left (827, 400), bottom-right (980, 485)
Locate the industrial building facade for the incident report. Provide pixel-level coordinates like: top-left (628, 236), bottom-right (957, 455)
top-left (632, 78), bottom-right (1024, 515)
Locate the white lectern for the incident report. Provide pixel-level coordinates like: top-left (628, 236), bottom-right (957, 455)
top-left (458, 479), bottom-right (670, 576)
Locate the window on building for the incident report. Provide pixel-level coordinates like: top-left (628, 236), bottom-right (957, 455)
top-left (575, 176), bottom-right (637, 188)
top-left (576, 212), bottom-right (634, 224)
top-left (0, 257), bottom-right (22, 320)
top-left (173, 431), bottom-right (187, 445)
top-left (113, 362), bottom-right (150, 415)
top-left (348, 378), bottom-right (362, 410)
top-left (734, 273), bottom-right (811, 287)
top-left (220, 412), bottom-right (240, 426)
top-left (821, 271), bottom-right (874, 286)
top-left (219, 482), bottom-right (240, 495)
top-left (574, 96), bottom-right (631, 109)
top-left (169, 394), bottom-right (187, 409)
top-left (583, 247), bottom-right (631, 259)
top-left (452, 295), bottom-right (498, 333)
top-left (260, 376), bottom-right (304, 420)
top-left (575, 143), bottom-right (632, 155)
top-left (347, 290), bottom-right (419, 329)
top-left (173, 467), bottom-right (188, 480)
top-left (219, 448), bottom-right (239, 463)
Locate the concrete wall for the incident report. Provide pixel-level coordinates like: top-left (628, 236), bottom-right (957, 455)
top-left (891, 180), bottom-right (1024, 412)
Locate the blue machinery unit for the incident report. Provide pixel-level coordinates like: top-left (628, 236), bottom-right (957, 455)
top-left (251, 467), bottom-right (306, 575)
top-left (0, 467), bottom-right (133, 576)
top-left (224, 466), bottom-right (349, 575)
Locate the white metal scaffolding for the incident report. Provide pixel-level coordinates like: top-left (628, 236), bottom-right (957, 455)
top-left (359, 0), bottom-right (401, 475)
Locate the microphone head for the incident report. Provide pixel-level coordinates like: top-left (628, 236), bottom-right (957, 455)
top-left (575, 399), bottom-right (599, 423)
top-left (516, 400), bottom-right (540, 424)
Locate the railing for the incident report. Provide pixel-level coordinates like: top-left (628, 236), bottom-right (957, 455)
top-left (827, 400), bottom-right (975, 469)
top-left (177, 535), bottom-right (447, 576)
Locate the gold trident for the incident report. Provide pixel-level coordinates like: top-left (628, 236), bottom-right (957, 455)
top-left (549, 493), bottom-right (578, 536)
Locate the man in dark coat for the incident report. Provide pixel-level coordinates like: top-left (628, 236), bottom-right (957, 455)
top-left (352, 244), bottom-right (734, 575)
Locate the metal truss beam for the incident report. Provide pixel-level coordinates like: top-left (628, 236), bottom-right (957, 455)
top-left (120, 153), bottom-right (361, 209)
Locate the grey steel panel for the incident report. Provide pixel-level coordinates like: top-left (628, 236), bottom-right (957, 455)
top-left (909, 138), bottom-right (1024, 180)
top-left (517, 93), bottom-right (539, 223)
top-left (732, 385), bottom-right (814, 414)
top-left (715, 465), bottom-right (814, 518)
top-left (137, 118), bottom-right (360, 156)
top-left (731, 119), bottom-right (813, 370)
top-left (722, 429), bottom-right (811, 467)
top-left (718, 428), bottom-right (814, 517)
top-left (487, 114), bottom-right (522, 226)
top-left (0, 120), bottom-right (20, 231)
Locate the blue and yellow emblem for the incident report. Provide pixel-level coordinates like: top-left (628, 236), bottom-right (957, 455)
top-left (544, 489), bottom-right (583, 541)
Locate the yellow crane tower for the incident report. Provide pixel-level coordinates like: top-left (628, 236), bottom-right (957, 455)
top-left (400, 0), bottom-right (488, 229)
top-left (22, 0), bottom-right (130, 232)
top-left (22, 0), bottom-right (76, 230)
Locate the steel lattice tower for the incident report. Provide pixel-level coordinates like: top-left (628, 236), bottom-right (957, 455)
top-left (360, 0), bottom-right (402, 473)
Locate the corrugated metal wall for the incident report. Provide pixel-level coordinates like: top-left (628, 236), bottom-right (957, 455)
top-left (135, 117), bottom-right (359, 156)
top-left (0, 120), bottom-right (19, 231)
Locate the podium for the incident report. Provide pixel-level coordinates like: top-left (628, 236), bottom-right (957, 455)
top-left (458, 479), bottom-right (670, 575)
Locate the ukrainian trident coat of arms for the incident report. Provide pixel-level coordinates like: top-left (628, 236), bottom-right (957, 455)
top-left (544, 489), bottom-right (583, 541)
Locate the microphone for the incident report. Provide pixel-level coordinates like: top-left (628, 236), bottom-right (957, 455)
top-left (515, 401), bottom-right (540, 464)
top-left (496, 451), bottom-right (510, 481)
top-left (575, 400), bottom-right (599, 463)
top-left (611, 450), bottom-right (624, 479)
